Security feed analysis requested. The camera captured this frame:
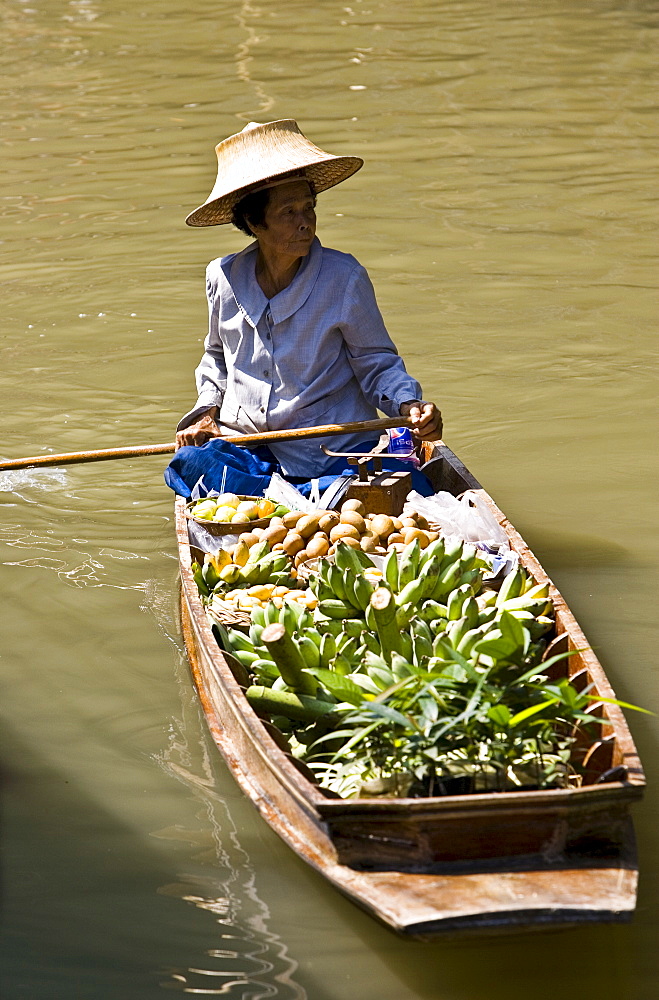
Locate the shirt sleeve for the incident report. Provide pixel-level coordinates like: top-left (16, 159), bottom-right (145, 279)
top-left (176, 266), bottom-right (229, 431)
top-left (339, 264), bottom-right (423, 417)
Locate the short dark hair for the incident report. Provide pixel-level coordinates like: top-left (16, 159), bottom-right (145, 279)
top-left (231, 178), bottom-right (317, 238)
top-left (231, 188), bottom-right (272, 238)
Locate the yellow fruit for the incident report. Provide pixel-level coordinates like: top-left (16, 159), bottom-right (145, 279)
top-left (402, 527), bottom-right (430, 548)
top-left (341, 498), bottom-right (365, 515)
top-left (191, 500), bottom-right (217, 520)
top-left (256, 498), bottom-right (276, 517)
top-left (236, 500), bottom-right (259, 519)
top-left (305, 535), bottom-right (330, 559)
top-left (213, 505), bottom-right (237, 522)
top-left (233, 540), bottom-right (250, 566)
top-left (386, 532), bottom-right (405, 547)
top-left (283, 531), bottom-right (305, 556)
top-left (231, 512), bottom-right (252, 525)
top-left (282, 511), bottom-right (305, 528)
top-left (263, 523), bottom-right (287, 545)
top-left (329, 522), bottom-right (360, 542)
top-left (215, 492), bottom-right (240, 508)
top-left (296, 514), bottom-right (321, 538)
top-left (339, 509), bottom-right (366, 533)
top-left (371, 514), bottom-right (395, 539)
top-left (318, 511), bottom-right (340, 532)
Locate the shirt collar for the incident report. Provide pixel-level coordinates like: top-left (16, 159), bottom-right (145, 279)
top-left (223, 237), bottom-right (323, 327)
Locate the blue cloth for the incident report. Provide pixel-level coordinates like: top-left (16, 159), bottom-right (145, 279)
top-left (163, 438), bottom-right (434, 500)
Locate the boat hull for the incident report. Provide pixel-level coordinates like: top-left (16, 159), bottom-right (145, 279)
top-left (176, 441), bottom-right (643, 937)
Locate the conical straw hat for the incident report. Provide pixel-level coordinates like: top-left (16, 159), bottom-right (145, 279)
top-left (185, 119), bottom-right (363, 227)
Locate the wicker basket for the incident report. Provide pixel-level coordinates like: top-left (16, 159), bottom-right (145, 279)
top-left (206, 598), bottom-right (252, 631)
top-left (185, 495), bottom-right (273, 536)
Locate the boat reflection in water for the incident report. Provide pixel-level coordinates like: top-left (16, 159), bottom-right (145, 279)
top-left (155, 669), bottom-right (307, 998)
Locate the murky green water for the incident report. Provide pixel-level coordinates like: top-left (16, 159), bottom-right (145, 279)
top-left (1, 1), bottom-right (657, 996)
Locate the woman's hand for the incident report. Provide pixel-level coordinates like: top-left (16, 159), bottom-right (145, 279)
top-left (399, 400), bottom-right (443, 441)
top-left (176, 407), bottom-right (223, 449)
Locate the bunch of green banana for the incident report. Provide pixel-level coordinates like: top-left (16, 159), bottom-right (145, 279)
top-left (308, 541), bottom-right (376, 619)
top-left (193, 539), bottom-right (295, 597)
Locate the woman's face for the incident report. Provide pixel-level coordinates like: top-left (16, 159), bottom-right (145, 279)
top-left (250, 180), bottom-right (316, 259)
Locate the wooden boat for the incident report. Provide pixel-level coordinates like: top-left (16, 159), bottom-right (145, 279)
top-left (176, 440), bottom-right (644, 938)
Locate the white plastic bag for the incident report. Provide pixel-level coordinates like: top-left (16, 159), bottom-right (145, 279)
top-left (405, 489), bottom-right (509, 549)
top-left (265, 472), bottom-right (319, 514)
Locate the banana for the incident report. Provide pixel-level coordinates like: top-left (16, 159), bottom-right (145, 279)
top-left (202, 559), bottom-right (221, 589)
top-left (418, 555), bottom-right (443, 601)
top-left (383, 548), bottom-right (399, 591)
top-left (251, 658), bottom-right (280, 683)
top-left (264, 601), bottom-right (280, 625)
top-left (460, 543), bottom-right (477, 566)
top-left (334, 653), bottom-right (352, 676)
top-left (447, 583), bottom-right (471, 621)
top-left (411, 618), bottom-right (433, 645)
top-left (524, 581), bottom-right (550, 600)
top-left (233, 540), bottom-right (250, 568)
top-left (420, 537), bottom-right (445, 567)
top-left (232, 648), bottom-right (260, 668)
top-left (419, 599), bottom-right (448, 624)
top-left (431, 561), bottom-right (461, 601)
top-left (457, 568), bottom-right (482, 591)
top-left (298, 635), bottom-right (321, 669)
top-left (226, 628), bottom-right (254, 653)
top-left (395, 602), bottom-right (416, 631)
top-left (495, 566), bottom-right (526, 606)
top-left (319, 632), bottom-right (337, 669)
top-left (395, 575), bottom-right (429, 609)
top-left (361, 630), bottom-right (381, 655)
top-left (318, 599), bottom-right (359, 620)
top-left (341, 618), bottom-right (364, 638)
top-left (412, 633), bottom-right (433, 667)
top-left (446, 615), bottom-right (471, 648)
top-left (249, 623), bottom-right (264, 646)
top-left (351, 573), bottom-right (375, 611)
top-left (499, 595), bottom-right (552, 616)
top-left (441, 539), bottom-right (464, 566)
top-left (397, 539), bottom-right (421, 590)
top-left (219, 563), bottom-right (242, 586)
top-left (250, 604), bottom-right (266, 628)
top-left (456, 623), bottom-right (490, 658)
top-left (326, 562), bottom-right (348, 602)
top-left (478, 605), bottom-right (497, 626)
top-left (338, 635), bottom-right (359, 663)
top-left (398, 632), bottom-right (414, 663)
top-left (333, 541), bottom-right (363, 576)
top-left (245, 539), bottom-right (271, 564)
top-left (304, 627), bottom-right (323, 649)
top-left (352, 547), bottom-right (376, 571)
top-left (278, 604), bottom-right (298, 635)
top-left (462, 596), bottom-right (480, 629)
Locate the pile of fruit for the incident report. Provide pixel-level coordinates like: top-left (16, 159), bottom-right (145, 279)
top-left (187, 492), bottom-right (288, 525)
top-left (189, 506), bottom-right (581, 796)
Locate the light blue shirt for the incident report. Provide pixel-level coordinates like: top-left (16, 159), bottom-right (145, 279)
top-left (178, 237), bottom-right (423, 477)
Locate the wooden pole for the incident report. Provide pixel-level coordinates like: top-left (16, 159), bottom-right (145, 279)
top-left (0, 416), bottom-right (415, 472)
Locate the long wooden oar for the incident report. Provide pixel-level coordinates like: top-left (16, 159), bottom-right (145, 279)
top-left (0, 416), bottom-right (414, 472)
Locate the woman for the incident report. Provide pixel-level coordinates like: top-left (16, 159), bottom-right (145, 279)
top-left (168, 119), bottom-right (441, 497)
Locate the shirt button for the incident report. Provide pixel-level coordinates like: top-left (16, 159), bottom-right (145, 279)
top-left (263, 369), bottom-right (270, 377)
top-left (260, 406), bottom-right (265, 414)
top-left (266, 332), bottom-right (271, 340)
